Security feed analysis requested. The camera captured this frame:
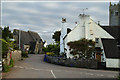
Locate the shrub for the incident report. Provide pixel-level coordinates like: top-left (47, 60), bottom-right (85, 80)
top-left (46, 52), bottom-right (55, 56)
top-left (42, 43), bottom-right (60, 56)
top-left (2, 58), bottom-right (14, 72)
top-left (22, 51), bottom-right (28, 58)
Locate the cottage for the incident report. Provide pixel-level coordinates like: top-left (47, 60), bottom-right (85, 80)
top-left (60, 2), bottom-right (120, 68)
top-left (13, 29), bottom-right (44, 54)
top-left (60, 14), bottom-right (119, 68)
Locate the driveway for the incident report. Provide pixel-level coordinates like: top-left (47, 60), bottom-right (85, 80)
top-left (2, 54), bottom-right (119, 79)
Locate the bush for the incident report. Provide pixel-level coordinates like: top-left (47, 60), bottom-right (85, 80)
top-left (46, 52), bottom-right (55, 56)
top-left (22, 51), bottom-right (28, 58)
top-left (42, 43), bottom-right (60, 56)
top-left (3, 58), bottom-right (14, 72)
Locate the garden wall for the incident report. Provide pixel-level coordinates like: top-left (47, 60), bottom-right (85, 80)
top-left (44, 55), bottom-right (98, 69)
top-left (3, 50), bottom-right (21, 65)
top-left (11, 50), bottom-right (21, 62)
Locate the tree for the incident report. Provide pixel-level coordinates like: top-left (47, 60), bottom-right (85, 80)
top-left (52, 31), bottom-right (61, 42)
top-left (67, 38), bottom-right (95, 59)
top-left (2, 26), bottom-right (13, 41)
top-left (42, 42), bottom-right (60, 55)
top-left (52, 28), bottom-right (71, 42)
top-left (0, 26), bottom-right (17, 58)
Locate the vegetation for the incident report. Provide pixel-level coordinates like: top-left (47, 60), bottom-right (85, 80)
top-left (1, 26), bottom-right (18, 72)
top-left (42, 42), bottom-right (60, 56)
top-left (45, 28), bottom-right (71, 56)
top-left (67, 38), bottom-right (95, 59)
top-left (52, 28), bottom-right (71, 42)
top-left (2, 58), bottom-right (14, 72)
top-left (21, 51), bottom-right (28, 58)
top-left (52, 31), bottom-right (61, 42)
top-left (2, 26), bottom-right (13, 41)
top-left (0, 26), bottom-right (18, 58)
top-left (46, 52), bottom-right (55, 56)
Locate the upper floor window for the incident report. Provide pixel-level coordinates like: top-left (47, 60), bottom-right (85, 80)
top-left (115, 11), bottom-right (119, 16)
top-left (95, 38), bottom-right (99, 43)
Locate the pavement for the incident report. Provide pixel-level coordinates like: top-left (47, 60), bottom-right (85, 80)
top-left (2, 54), bottom-right (119, 79)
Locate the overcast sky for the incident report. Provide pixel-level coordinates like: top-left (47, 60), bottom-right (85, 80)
top-left (2, 1), bottom-right (119, 44)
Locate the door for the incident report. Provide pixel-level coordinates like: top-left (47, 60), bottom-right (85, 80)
top-left (96, 53), bottom-right (101, 62)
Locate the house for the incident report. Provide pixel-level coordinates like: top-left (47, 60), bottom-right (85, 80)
top-left (60, 14), bottom-right (119, 68)
top-left (100, 26), bottom-right (120, 68)
top-left (13, 29), bottom-right (44, 54)
top-left (60, 2), bottom-right (120, 69)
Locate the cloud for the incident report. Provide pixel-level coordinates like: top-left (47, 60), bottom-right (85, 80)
top-left (2, 2), bottom-right (113, 44)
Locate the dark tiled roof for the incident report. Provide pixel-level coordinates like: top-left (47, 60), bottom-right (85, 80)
top-left (101, 38), bottom-right (120, 59)
top-left (13, 29), bottom-right (43, 45)
top-left (100, 26), bottom-right (120, 39)
top-left (28, 31), bottom-right (42, 42)
top-left (13, 29), bottom-right (43, 52)
top-left (20, 31), bottom-right (34, 45)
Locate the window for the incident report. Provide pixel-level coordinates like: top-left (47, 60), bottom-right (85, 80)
top-left (95, 38), bottom-right (99, 43)
top-left (115, 11), bottom-right (119, 16)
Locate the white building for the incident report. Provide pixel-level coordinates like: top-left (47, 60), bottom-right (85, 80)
top-left (44, 41), bottom-right (47, 47)
top-left (60, 14), bottom-right (120, 68)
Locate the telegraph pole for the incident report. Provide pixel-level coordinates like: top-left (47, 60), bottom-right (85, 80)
top-left (19, 30), bottom-right (21, 50)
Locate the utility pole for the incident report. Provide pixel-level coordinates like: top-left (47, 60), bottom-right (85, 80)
top-left (19, 30), bottom-right (21, 50)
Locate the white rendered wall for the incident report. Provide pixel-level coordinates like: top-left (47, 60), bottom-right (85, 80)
top-left (106, 58), bottom-right (120, 68)
top-left (63, 14), bottom-right (114, 58)
top-left (60, 22), bottom-right (67, 54)
top-left (86, 19), bottom-right (114, 40)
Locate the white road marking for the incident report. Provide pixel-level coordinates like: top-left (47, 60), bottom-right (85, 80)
top-left (14, 66), bottom-right (50, 72)
top-left (19, 66), bottom-right (24, 68)
top-left (96, 74), bottom-right (104, 76)
top-left (89, 73), bottom-right (94, 75)
top-left (100, 74), bottom-right (104, 76)
top-left (14, 66), bottom-right (17, 67)
top-left (51, 70), bottom-right (56, 78)
top-left (85, 73), bottom-right (94, 76)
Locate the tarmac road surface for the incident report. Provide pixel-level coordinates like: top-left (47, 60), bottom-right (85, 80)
top-left (2, 54), bottom-right (119, 79)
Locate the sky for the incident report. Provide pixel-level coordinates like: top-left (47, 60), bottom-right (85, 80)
top-left (1, 1), bottom-right (119, 44)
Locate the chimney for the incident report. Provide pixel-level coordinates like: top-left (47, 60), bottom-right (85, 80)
top-left (75, 22), bottom-right (77, 26)
top-left (98, 21), bottom-right (100, 25)
top-left (62, 18), bottom-right (66, 23)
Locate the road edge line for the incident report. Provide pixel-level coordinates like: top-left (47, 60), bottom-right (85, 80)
top-left (50, 70), bottom-right (56, 78)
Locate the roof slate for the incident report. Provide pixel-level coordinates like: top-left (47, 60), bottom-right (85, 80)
top-left (101, 26), bottom-right (120, 39)
top-left (13, 29), bottom-right (43, 48)
top-left (101, 38), bottom-right (119, 58)
top-left (100, 26), bottom-right (120, 59)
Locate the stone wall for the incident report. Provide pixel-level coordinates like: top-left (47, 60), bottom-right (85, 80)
top-left (11, 50), bottom-right (21, 62)
top-left (44, 55), bottom-right (98, 69)
top-left (3, 50), bottom-right (21, 65)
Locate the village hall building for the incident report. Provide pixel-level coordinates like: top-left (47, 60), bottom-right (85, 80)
top-left (60, 2), bottom-right (120, 68)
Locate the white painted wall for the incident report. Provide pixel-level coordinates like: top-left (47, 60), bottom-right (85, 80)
top-left (106, 58), bottom-right (120, 68)
top-left (60, 22), bottom-right (67, 54)
top-left (61, 14), bottom-right (114, 59)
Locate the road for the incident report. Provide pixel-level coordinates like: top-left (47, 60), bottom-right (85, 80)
top-left (2, 54), bottom-right (119, 79)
